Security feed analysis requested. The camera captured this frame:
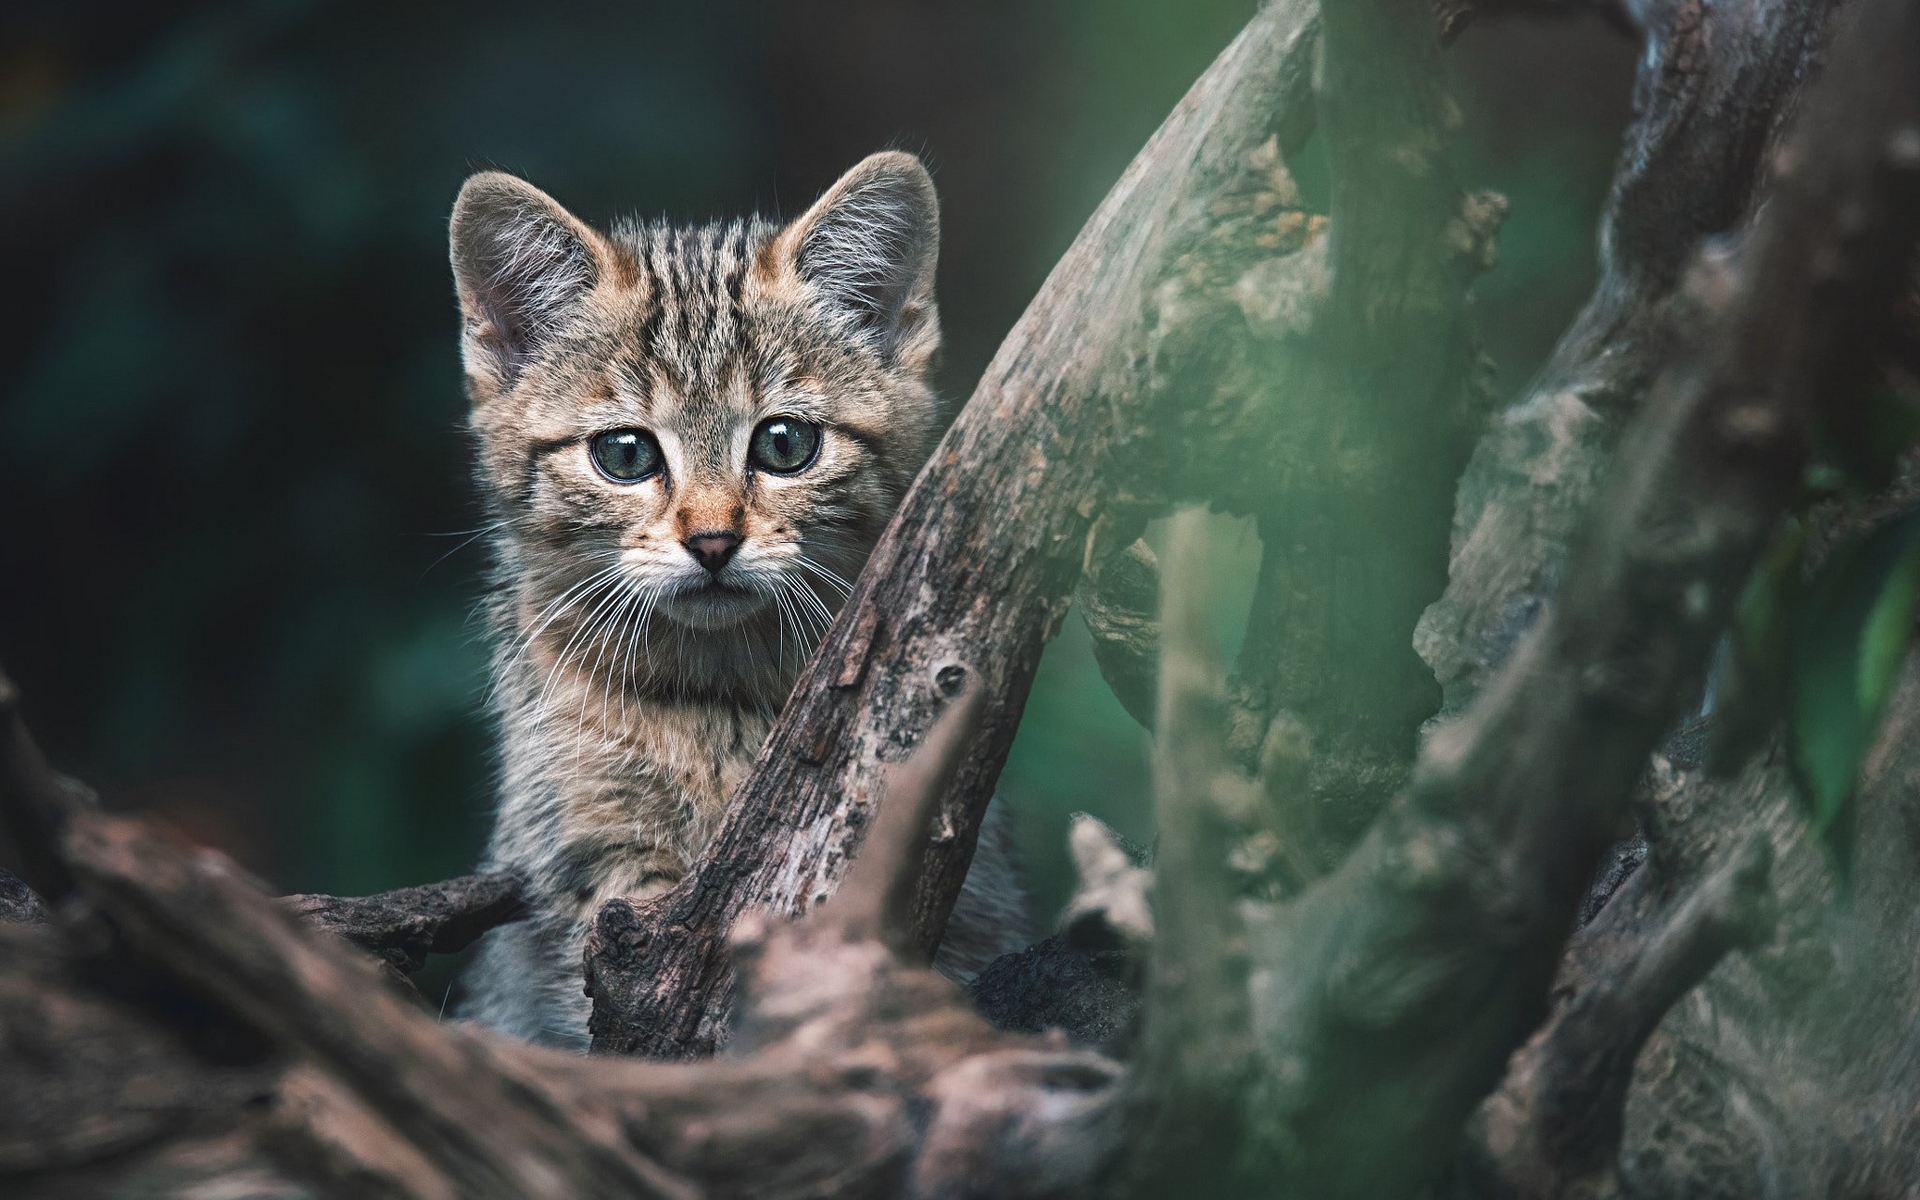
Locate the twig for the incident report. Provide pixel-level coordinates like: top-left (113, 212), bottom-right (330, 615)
top-left (1127, 508), bottom-right (1260, 1190)
top-left (282, 874), bottom-right (527, 975)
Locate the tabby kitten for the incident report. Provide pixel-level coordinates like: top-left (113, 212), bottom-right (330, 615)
top-left (449, 153), bottom-right (1029, 1049)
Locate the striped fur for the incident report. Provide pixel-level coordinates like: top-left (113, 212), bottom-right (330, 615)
top-left (449, 154), bottom-right (1030, 1049)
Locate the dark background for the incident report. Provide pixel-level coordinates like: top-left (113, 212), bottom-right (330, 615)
top-left (0, 0), bottom-right (1635, 966)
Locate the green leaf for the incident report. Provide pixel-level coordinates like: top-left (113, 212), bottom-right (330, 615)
top-left (1858, 543), bottom-right (1920, 714)
top-left (1786, 509), bottom-right (1920, 869)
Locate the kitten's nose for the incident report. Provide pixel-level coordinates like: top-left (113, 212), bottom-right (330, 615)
top-left (684, 530), bottom-right (743, 574)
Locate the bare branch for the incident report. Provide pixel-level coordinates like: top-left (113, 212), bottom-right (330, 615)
top-left (1213, 0), bottom-right (1507, 876)
top-left (1414, 0), bottom-right (1845, 711)
top-left (1462, 833), bottom-right (1775, 1198)
top-left (1136, 0), bottom-right (1920, 1192)
top-left (282, 874), bottom-right (527, 976)
top-left (1127, 508), bottom-right (1262, 1190)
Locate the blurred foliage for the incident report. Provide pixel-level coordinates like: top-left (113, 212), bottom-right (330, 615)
top-left (0, 0), bottom-right (1635, 933)
top-left (1714, 507), bottom-right (1920, 876)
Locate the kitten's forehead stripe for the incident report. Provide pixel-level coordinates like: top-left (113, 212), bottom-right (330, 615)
top-left (619, 218), bottom-right (768, 415)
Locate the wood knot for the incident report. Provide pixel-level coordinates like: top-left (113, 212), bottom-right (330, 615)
top-left (934, 663), bottom-right (969, 697)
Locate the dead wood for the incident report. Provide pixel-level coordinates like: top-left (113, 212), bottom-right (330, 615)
top-left (1406, 0), bottom-right (1920, 1189)
top-left (585, 0), bottom-right (1329, 1057)
top-left (0, 660), bottom-right (1127, 1200)
top-left (1414, 0), bottom-right (1846, 712)
top-left (1460, 829), bottom-right (1776, 1199)
top-left (282, 874), bottom-right (527, 976)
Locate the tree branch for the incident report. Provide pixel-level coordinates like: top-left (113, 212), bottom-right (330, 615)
top-left (1461, 831), bottom-right (1775, 1198)
top-left (1414, 0), bottom-right (1846, 711)
top-left (1, 659), bottom-right (1132, 1199)
top-left (587, 0), bottom-right (1325, 1058)
top-left (1134, 0), bottom-right (1920, 1191)
top-left (282, 874), bottom-right (527, 976)
top-left (61, 812), bottom-right (696, 1200)
top-left (1125, 508), bottom-right (1262, 1189)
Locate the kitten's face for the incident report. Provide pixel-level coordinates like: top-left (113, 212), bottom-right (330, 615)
top-left (451, 154), bottom-right (941, 700)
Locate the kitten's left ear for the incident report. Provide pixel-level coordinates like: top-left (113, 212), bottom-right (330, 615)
top-left (776, 151), bottom-right (940, 362)
top-left (450, 172), bottom-right (611, 392)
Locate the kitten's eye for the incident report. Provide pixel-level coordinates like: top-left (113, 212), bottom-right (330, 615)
top-left (748, 418), bottom-right (821, 475)
top-left (588, 429), bottom-right (663, 483)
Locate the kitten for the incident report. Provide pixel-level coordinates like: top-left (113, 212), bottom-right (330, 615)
top-left (448, 153), bottom-right (1030, 1050)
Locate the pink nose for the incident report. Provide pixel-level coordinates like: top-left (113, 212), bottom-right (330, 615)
top-left (684, 531), bottom-right (742, 573)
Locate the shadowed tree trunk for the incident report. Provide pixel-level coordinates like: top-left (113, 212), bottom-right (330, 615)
top-left (4, 0), bottom-right (1920, 1194)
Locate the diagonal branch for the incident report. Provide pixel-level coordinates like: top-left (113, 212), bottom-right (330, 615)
top-left (1415, 0), bottom-right (1847, 712)
top-left (587, 0), bottom-right (1325, 1058)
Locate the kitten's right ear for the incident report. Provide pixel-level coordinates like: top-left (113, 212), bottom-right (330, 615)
top-left (449, 172), bottom-right (604, 390)
top-left (773, 152), bottom-right (940, 363)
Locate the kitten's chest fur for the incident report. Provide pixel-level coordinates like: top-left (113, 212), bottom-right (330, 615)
top-left (484, 639), bottom-right (775, 924)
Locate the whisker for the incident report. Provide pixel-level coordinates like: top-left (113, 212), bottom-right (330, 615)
top-left (484, 558), bottom-right (626, 711)
top-left (777, 575), bottom-right (829, 647)
top-left (792, 575), bottom-right (837, 635)
top-left (534, 571), bottom-right (633, 725)
top-left (796, 554), bottom-right (856, 598)
top-left (583, 582), bottom-right (646, 748)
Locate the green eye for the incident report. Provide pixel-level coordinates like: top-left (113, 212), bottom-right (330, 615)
top-left (589, 429), bottom-right (663, 482)
top-left (749, 418), bottom-right (821, 475)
